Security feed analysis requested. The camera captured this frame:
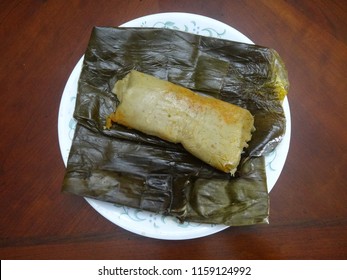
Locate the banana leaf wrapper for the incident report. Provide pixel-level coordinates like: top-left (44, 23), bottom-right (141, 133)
top-left (62, 27), bottom-right (289, 226)
top-left (64, 124), bottom-right (268, 225)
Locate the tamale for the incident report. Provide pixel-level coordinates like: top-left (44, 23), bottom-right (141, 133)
top-left (107, 70), bottom-right (254, 175)
top-left (63, 27), bottom-right (289, 226)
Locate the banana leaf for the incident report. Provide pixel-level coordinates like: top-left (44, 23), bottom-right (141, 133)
top-left (64, 124), bottom-right (268, 225)
top-left (62, 27), bottom-right (289, 226)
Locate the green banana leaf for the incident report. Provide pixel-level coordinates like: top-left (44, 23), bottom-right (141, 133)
top-left (62, 27), bottom-right (289, 226)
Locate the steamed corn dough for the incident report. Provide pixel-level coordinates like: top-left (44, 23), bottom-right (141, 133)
top-left (108, 70), bottom-right (254, 175)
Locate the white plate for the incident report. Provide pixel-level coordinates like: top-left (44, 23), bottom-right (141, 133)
top-left (58, 12), bottom-right (291, 240)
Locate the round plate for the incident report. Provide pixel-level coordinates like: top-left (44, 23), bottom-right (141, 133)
top-left (58, 12), bottom-right (291, 240)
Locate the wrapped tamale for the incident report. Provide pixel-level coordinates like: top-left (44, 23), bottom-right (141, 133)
top-left (62, 27), bottom-right (289, 226)
top-left (107, 70), bottom-right (255, 175)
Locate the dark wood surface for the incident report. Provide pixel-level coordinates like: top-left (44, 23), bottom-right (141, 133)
top-left (1, 0), bottom-right (346, 259)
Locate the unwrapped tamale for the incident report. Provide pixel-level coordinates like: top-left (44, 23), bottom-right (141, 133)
top-left (107, 70), bottom-right (254, 175)
top-left (62, 26), bottom-right (289, 226)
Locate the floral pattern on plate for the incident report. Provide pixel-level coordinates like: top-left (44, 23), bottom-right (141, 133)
top-left (141, 19), bottom-right (226, 38)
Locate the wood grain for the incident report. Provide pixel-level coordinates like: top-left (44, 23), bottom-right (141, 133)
top-left (1, 0), bottom-right (346, 259)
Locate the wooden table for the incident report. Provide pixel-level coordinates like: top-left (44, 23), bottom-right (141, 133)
top-left (1, 0), bottom-right (346, 260)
